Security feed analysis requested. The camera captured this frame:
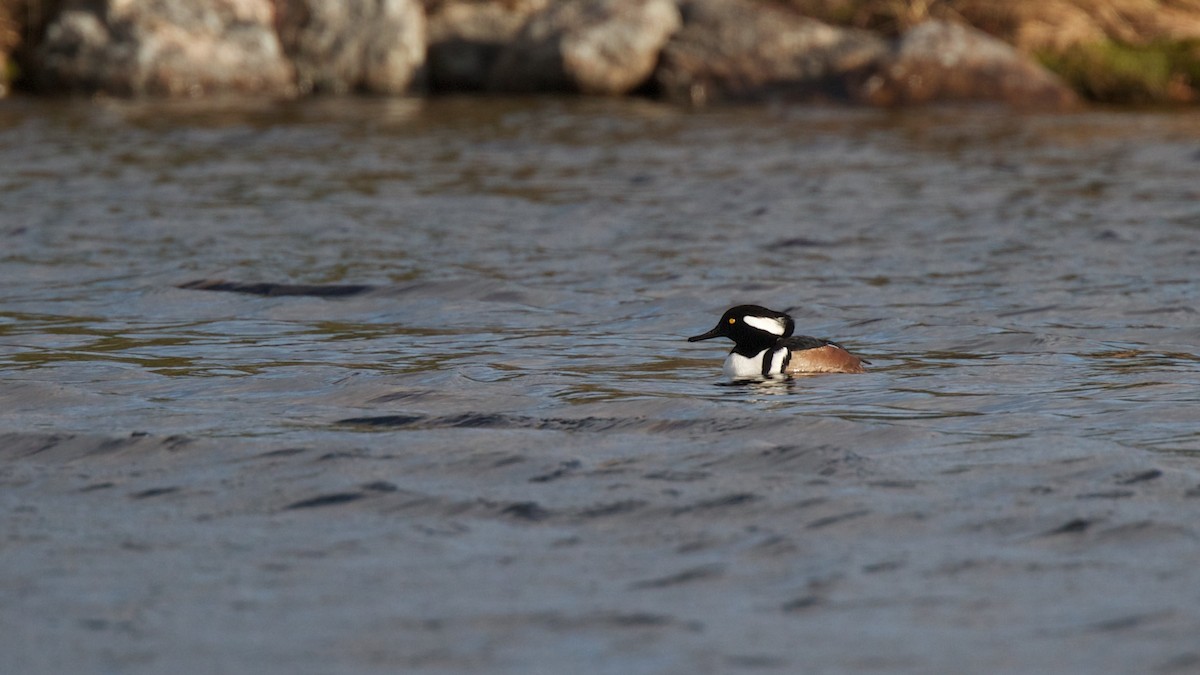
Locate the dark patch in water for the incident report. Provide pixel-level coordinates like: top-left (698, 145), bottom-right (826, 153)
top-left (537, 417), bottom-right (631, 432)
top-left (996, 305), bottom-right (1060, 317)
top-left (285, 492), bottom-right (365, 509)
top-left (630, 564), bottom-right (724, 589)
top-left (129, 487), bottom-right (180, 500)
top-left (444, 413), bottom-right (512, 429)
top-left (338, 414), bottom-right (426, 427)
top-left (79, 482), bottom-right (115, 493)
top-left (1076, 490), bottom-right (1135, 500)
top-left (1046, 518), bottom-right (1092, 535)
top-left (362, 481), bottom-right (398, 492)
top-left (317, 450), bottom-right (371, 461)
top-left (21, 435), bottom-right (71, 457)
top-left (772, 236), bottom-right (834, 248)
top-left (95, 438), bottom-right (128, 454)
top-left (806, 509), bottom-right (870, 529)
top-left (529, 460), bottom-right (582, 483)
top-left (178, 279), bottom-right (375, 297)
top-left (1088, 612), bottom-right (1165, 633)
top-left (868, 480), bottom-right (919, 489)
top-left (646, 418), bottom-right (761, 433)
top-left (163, 435), bottom-right (193, 450)
top-left (500, 501), bottom-right (551, 521)
top-left (604, 612), bottom-right (675, 627)
top-left (576, 500), bottom-right (647, 518)
top-left (672, 493), bottom-right (760, 515)
top-left (481, 291), bottom-right (525, 302)
top-left (337, 413), bottom-right (758, 434)
top-left (862, 560), bottom-right (905, 574)
top-left (1117, 469), bottom-right (1162, 485)
top-left (781, 595), bottom-right (821, 612)
top-left (643, 470), bottom-right (710, 482)
top-left (257, 447), bottom-right (309, 458)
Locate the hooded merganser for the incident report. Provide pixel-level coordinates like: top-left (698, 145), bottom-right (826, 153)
top-left (688, 305), bottom-right (867, 379)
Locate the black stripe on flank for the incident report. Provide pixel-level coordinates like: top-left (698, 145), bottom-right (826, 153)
top-left (779, 335), bottom-right (833, 351)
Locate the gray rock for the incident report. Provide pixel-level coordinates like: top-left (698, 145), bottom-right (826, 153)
top-left (31, 0), bottom-right (293, 96)
top-left (655, 0), bottom-right (886, 105)
top-left (489, 0), bottom-right (681, 95)
top-left (276, 0), bottom-right (426, 95)
top-left (427, 0), bottom-right (547, 91)
top-left (854, 20), bottom-right (1078, 107)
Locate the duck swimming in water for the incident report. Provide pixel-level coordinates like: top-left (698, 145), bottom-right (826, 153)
top-left (688, 305), bottom-right (867, 379)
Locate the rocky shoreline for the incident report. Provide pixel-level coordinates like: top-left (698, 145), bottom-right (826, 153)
top-left (1, 0), bottom-right (1198, 105)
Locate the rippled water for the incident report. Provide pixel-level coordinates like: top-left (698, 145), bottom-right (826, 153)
top-left (2, 97), bottom-right (1197, 451)
top-left (2, 96), bottom-right (1200, 672)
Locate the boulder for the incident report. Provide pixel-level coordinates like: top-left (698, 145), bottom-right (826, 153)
top-left (31, 0), bottom-right (293, 96)
top-left (655, 0), bottom-right (887, 104)
top-left (488, 0), bottom-right (681, 95)
top-left (276, 0), bottom-right (427, 95)
top-left (427, 0), bottom-right (547, 91)
top-left (0, 1), bottom-right (18, 97)
top-left (854, 20), bottom-right (1078, 107)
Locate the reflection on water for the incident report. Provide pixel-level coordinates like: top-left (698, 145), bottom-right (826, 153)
top-left (0, 97), bottom-right (1197, 455)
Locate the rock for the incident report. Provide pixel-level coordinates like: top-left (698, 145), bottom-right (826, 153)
top-left (0, 2), bottom-right (18, 97)
top-left (655, 0), bottom-right (887, 105)
top-left (427, 0), bottom-right (548, 91)
top-left (854, 20), bottom-right (1078, 107)
top-left (276, 0), bottom-right (427, 95)
top-left (30, 0), bottom-right (294, 96)
top-left (488, 0), bottom-right (681, 95)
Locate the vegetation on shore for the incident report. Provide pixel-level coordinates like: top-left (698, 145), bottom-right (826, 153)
top-left (1037, 39), bottom-right (1200, 103)
top-left (784, 0), bottom-right (1200, 102)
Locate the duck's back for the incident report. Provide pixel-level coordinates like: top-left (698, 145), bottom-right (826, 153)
top-left (782, 336), bottom-right (867, 374)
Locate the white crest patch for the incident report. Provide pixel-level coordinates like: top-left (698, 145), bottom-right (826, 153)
top-left (743, 314), bottom-right (787, 336)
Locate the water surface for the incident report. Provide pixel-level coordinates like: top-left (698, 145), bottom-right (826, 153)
top-left (3, 98), bottom-right (1196, 447)
top-left (2, 97), bottom-right (1199, 673)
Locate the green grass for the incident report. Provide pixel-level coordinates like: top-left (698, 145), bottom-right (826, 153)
top-left (0, 56), bottom-right (14, 93)
top-left (1038, 39), bottom-right (1200, 103)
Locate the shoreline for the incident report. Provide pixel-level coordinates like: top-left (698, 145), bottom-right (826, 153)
top-left (1, 0), bottom-right (1197, 106)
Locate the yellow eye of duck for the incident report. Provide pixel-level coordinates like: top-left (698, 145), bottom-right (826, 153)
top-left (728, 318), bottom-right (736, 324)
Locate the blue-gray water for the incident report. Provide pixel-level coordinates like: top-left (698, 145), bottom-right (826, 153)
top-left (2, 97), bottom-right (1199, 674)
